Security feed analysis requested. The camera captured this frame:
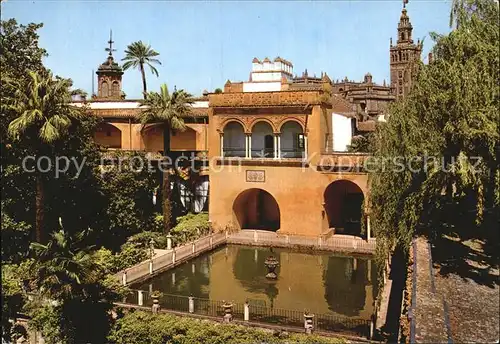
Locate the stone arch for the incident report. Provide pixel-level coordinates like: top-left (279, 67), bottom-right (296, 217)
top-left (324, 180), bottom-right (364, 236)
top-left (278, 118), bottom-right (305, 132)
top-left (233, 188), bottom-right (280, 231)
top-left (94, 122), bottom-right (121, 148)
top-left (249, 118), bottom-right (278, 133)
top-left (221, 118), bottom-right (248, 133)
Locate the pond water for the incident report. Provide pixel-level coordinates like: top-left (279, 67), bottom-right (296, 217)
top-left (132, 245), bottom-right (378, 319)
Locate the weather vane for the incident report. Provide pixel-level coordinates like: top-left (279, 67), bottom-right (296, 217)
top-left (105, 29), bottom-right (116, 57)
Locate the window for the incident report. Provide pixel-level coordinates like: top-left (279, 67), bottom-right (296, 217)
top-left (101, 81), bottom-right (109, 97)
top-left (112, 81), bottom-right (120, 97)
top-left (399, 71), bottom-right (403, 78)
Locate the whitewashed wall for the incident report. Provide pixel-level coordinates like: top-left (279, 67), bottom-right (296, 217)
top-left (332, 113), bottom-right (353, 152)
top-left (243, 82), bottom-right (282, 93)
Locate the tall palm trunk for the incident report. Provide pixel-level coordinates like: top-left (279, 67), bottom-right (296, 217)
top-left (140, 63), bottom-right (147, 99)
top-left (35, 174), bottom-right (44, 242)
top-left (162, 123), bottom-right (172, 233)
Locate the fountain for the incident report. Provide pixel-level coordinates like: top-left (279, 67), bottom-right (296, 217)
top-left (264, 255), bottom-right (279, 279)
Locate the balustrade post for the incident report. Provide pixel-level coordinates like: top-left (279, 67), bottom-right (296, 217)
top-left (366, 215), bottom-right (371, 240)
top-left (192, 241), bottom-right (196, 254)
top-left (209, 233), bottom-right (213, 249)
top-left (138, 290), bottom-right (144, 306)
top-left (166, 234), bottom-right (173, 250)
top-left (188, 296), bottom-right (195, 313)
top-left (172, 250), bottom-right (176, 264)
top-left (253, 230), bottom-right (258, 243)
top-left (318, 236), bottom-right (322, 247)
top-left (369, 314), bottom-right (375, 339)
top-left (244, 302), bottom-right (250, 321)
top-left (122, 270), bottom-right (127, 286)
top-left (149, 260), bottom-right (153, 275)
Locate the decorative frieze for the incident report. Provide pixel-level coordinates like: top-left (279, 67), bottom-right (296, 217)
top-left (209, 90), bottom-right (321, 108)
top-left (246, 170), bottom-right (265, 183)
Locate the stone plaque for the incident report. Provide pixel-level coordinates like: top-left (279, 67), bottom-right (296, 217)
top-left (246, 170), bottom-right (265, 183)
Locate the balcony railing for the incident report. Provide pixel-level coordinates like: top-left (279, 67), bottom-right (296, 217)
top-left (222, 147), bottom-right (305, 159)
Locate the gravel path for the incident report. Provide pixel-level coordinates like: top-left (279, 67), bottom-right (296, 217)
top-left (432, 236), bottom-right (499, 343)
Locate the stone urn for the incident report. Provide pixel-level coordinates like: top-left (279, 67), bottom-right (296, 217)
top-left (264, 255), bottom-right (279, 280)
top-left (304, 312), bottom-right (315, 334)
top-left (150, 291), bottom-right (163, 314)
top-left (222, 301), bottom-right (233, 322)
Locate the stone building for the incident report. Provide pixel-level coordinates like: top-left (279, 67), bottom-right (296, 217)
top-left (390, 5), bottom-right (422, 100)
top-left (207, 57), bottom-right (371, 237)
top-left (75, 3), bottom-right (421, 237)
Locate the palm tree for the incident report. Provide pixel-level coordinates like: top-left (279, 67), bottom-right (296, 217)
top-left (29, 228), bottom-right (97, 299)
top-left (122, 41), bottom-right (161, 98)
top-left (28, 223), bottom-right (119, 343)
top-left (7, 71), bottom-right (81, 243)
top-left (138, 84), bottom-right (194, 233)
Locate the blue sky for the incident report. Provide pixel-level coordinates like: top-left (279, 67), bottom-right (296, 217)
top-left (3, 0), bottom-right (451, 99)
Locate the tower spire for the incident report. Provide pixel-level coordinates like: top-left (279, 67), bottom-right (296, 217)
top-left (403, 0), bottom-right (408, 8)
top-left (105, 29), bottom-right (116, 57)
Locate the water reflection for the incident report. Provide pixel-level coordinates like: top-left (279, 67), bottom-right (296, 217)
top-left (133, 245), bottom-right (377, 319)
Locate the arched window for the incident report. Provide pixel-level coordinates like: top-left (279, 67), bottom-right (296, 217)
top-left (223, 122), bottom-right (245, 157)
top-left (280, 121), bottom-right (304, 158)
top-left (251, 122), bottom-right (274, 158)
top-left (112, 81), bottom-right (120, 97)
top-left (101, 81), bottom-right (109, 97)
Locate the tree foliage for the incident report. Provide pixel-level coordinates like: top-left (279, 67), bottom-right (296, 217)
top-left (122, 40), bottom-right (161, 96)
top-left (108, 311), bottom-right (343, 344)
top-left (138, 84), bottom-right (194, 233)
top-left (370, 0), bottom-right (499, 256)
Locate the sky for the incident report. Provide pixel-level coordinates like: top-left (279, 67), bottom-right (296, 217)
top-left (3, 0), bottom-right (452, 99)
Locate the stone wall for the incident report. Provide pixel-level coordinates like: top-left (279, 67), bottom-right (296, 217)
top-left (408, 237), bottom-right (451, 343)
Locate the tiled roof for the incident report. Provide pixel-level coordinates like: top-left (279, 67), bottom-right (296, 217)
top-left (330, 94), bottom-right (353, 114)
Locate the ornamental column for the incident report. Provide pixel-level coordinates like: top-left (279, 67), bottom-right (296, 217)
top-left (248, 134), bottom-right (252, 158)
top-left (273, 134), bottom-right (278, 159)
top-left (277, 135), bottom-right (281, 159)
top-left (220, 133), bottom-right (224, 157)
top-left (304, 134), bottom-right (308, 160)
top-left (245, 135), bottom-right (249, 158)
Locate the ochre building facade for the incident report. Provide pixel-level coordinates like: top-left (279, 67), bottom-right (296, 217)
top-left (76, 5), bottom-right (421, 238)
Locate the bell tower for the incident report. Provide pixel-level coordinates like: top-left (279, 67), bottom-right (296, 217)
top-left (95, 30), bottom-right (124, 100)
top-left (390, 0), bottom-right (422, 99)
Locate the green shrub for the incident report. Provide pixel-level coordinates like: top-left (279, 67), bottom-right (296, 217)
top-left (108, 311), bottom-right (344, 344)
top-left (170, 212), bottom-right (210, 246)
top-left (93, 243), bottom-right (148, 275)
top-left (126, 231), bottom-right (169, 250)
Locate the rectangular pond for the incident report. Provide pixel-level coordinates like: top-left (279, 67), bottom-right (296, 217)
top-left (132, 244), bottom-right (378, 321)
